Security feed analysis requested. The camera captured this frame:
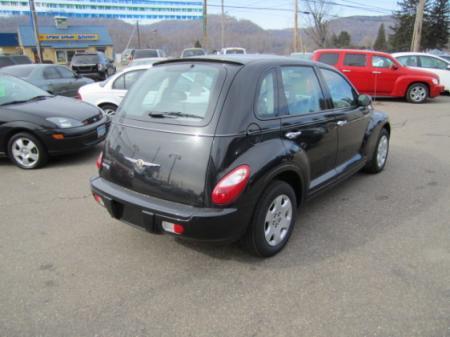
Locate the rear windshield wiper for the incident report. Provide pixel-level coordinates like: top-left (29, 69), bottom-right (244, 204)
top-left (148, 111), bottom-right (203, 119)
top-left (0, 95), bottom-right (51, 106)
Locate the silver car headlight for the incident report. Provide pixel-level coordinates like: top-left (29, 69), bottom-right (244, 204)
top-left (46, 117), bottom-right (83, 128)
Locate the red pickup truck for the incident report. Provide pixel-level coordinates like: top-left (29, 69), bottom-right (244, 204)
top-left (312, 49), bottom-right (444, 103)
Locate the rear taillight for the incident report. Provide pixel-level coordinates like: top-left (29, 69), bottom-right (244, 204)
top-left (75, 90), bottom-right (82, 100)
top-left (212, 165), bottom-right (250, 205)
top-left (92, 193), bottom-right (105, 207)
top-left (96, 151), bottom-right (103, 170)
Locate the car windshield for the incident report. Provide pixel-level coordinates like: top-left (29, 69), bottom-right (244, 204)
top-left (0, 74), bottom-right (51, 106)
top-left (226, 49), bottom-right (244, 54)
top-left (134, 50), bottom-right (159, 58)
top-left (118, 63), bottom-right (222, 124)
top-left (0, 65), bottom-right (34, 78)
top-left (129, 58), bottom-right (161, 66)
top-left (72, 54), bottom-right (99, 64)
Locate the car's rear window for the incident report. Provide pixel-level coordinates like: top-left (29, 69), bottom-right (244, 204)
top-left (183, 49), bottom-right (205, 57)
top-left (343, 53), bottom-right (367, 67)
top-left (0, 65), bottom-right (34, 77)
top-left (134, 50), bottom-right (159, 58)
top-left (118, 63), bottom-right (224, 126)
top-left (318, 53), bottom-right (339, 65)
top-left (72, 54), bottom-right (99, 64)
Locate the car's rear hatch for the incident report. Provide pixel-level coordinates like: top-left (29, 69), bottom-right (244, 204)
top-left (100, 61), bottom-right (238, 207)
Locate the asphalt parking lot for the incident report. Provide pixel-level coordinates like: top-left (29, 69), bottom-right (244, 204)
top-left (1, 96), bottom-right (450, 337)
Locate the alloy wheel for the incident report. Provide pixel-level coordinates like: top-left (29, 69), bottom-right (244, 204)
top-left (264, 194), bottom-right (293, 246)
top-left (11, 137), bottom-right (40, 168)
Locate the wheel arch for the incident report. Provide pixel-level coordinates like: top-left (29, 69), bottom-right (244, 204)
top-left (2, 127), bottom-right (47, 155)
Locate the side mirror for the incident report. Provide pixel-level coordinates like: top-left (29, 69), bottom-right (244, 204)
top-left (390, 64), bottom-right (399, 70)
top-left (447, 65), bottom-right (450, 71)
top-left (358, 94), bottom-right (372, 107)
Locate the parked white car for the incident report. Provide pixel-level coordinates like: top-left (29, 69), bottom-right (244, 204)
top-left (78, 65), bottom-right (152, 116)
top-left (221, 47), bottom-right (246, 55)
top-left (392, 52), bottom-right (450, 93)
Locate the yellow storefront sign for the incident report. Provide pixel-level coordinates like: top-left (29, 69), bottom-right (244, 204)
top-left (38, 33), bottom-right (99, 42)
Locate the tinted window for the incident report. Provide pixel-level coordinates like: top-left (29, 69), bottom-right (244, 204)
top-left (321, 68), bottom-right (357, 109)
top-left (119, 64), bottom-right (222, 125)
top-left (43, 67), bottom-right (61, 80)
top-left (397, 55), bottom-right (418, 67)
top-left (419, 56), bottom-right (447, 69)
top-left (344, 53), bottom-right (367, 67)
top-left (281, 67), bottom-right (324, 115)
top-left (225, 49), bottom-right (245, 54)
top-left (0, 65), bottom-right (34, 78)
top-left (256, 72), bottom-right (276, 117)
top-left (72, 54), bottom-right (99, 64)
top-left (113, 70), bottom-right (145, 90)
top-left (134, 50), bottom-right (159, 58)
top-left (0, 57), bottom-right (14, 68)
top-left (57, 66), bottom-right (75, 79)
top-left (183, 49), bottom-right (205, 57)
top-left (372, 56), bottom-right (395, 68)
top-left (318, 53), bottom-right (339, 65)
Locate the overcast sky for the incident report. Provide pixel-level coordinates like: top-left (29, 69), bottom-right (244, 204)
top-left (207, 0), bottom-right (398, 29)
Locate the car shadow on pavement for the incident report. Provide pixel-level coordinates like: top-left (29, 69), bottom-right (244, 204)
top-left (174, 146), bottom-right (447, 266)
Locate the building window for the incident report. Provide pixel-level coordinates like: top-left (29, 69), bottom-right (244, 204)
top-left (56, 50), bottom-right (66, 63)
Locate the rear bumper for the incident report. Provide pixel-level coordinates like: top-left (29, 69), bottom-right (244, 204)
top-left (90, 176), bottom-right (250, 243)
top-left (430, 84), bottom-right (445, 97)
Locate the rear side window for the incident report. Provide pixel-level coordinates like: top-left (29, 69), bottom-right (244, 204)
top-left (280, 66), bottom-right (325, 115)
top-left (57, 66), bottom-right (75, 79)
top-left (419, 56), bottom-right (447, 69)
top-left (113, 70), bottom-right (145, 90)
top-left (256, 71), bottom-right (276, 117)
top-left (318, 53), bottom-right (339, 65)
top-left (43, 67), bottom-right (61, 80)
top-left (321, 68), bottom-right (357, 109)
top-left (344, 53), bottom-right (367, 67)
top-left (119, 63), bottom-right (223, 125)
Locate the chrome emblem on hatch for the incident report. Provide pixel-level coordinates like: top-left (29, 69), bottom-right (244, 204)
top-left (125, 156), bottom-right (160, 171)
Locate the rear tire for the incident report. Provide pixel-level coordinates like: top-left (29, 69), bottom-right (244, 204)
top-left (363, 128), bottom-right (389, 174)
top-left (242, 181), bottom-right (297, 257)
top-left (7, 132), bottom-right (48, 169)
top-left (406, 83), bottom-right (428, 103)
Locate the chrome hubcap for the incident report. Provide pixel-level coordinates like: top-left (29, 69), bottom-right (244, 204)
top-left (377, 135), bottom-right (388, 168)
top-left (410, 86), bottom-right (426, 102)
top-left (264, 194), bottom-right (293, 246)
top-left (12, 137), bottom-right (39, 168)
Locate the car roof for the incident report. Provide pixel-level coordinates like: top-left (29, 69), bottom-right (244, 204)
top-left (123, 64), bottom-right (154, 71)
top-left (392, 52), bottom-right (450, 62)
top-left (315, 49), bottom-right (393, 57)
top-left (156, 54), bottom-right (326, 67)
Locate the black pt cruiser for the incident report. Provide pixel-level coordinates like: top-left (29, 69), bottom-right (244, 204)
top-left (91, 55), bottom-right (390, 257)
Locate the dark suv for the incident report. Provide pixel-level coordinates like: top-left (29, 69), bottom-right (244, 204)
top-left (0, 55), bottom-right (32, 68)
top-left (70, 52), bottom-right (115, 80)
top-left (91, 55), bottom-right (391, 257)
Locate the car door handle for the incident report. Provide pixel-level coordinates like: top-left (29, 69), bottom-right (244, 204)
top-left (342, 69), bottom-right (351, 73)
top-left (372, 71), bottom-right (382, 74)
top-left (337, 120), bottom-right (348, 126)
top-left (285, 131), bottom-right (302, 139)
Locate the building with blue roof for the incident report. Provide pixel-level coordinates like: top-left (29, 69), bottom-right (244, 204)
top-left (17, 17), bottom-right (114, 64)
top-left (0, 33), bottom-right (19, 55)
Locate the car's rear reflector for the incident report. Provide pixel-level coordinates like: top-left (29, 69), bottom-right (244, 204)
top-left (92, 193), bottom-right (105, 207)
top-left (162, 221), bottom-right (184, 234)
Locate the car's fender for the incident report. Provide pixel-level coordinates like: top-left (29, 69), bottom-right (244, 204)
top-left (361, 110), bottom-right (390, 161)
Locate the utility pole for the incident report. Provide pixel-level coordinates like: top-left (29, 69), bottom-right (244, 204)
top-left (29, 0), bottom-right (42, 63)
top-left (136, 20), bottom-right (141, 49)
top-left (411, 0), bottom-right (425, 52)
top-left (202, 0), bottom-right (208, 49)
top-left (292, 0), bottom-right (303, 53)
top-left (221, 0), bottom-right (225, 49)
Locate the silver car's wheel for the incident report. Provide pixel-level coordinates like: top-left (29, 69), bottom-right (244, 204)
top-left (264, 194), bottom-right (293, 246)
top-left (100, 104), bottom-right (117, 117)
top-left (11, 137), bottom-right (40, 168)
top-left (376, 135), bottom-right (388, 168)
